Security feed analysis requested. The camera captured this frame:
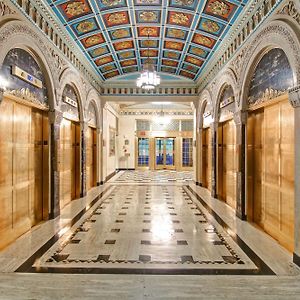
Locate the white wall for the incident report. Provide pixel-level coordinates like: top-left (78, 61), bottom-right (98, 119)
top-left (103, 105), bottom-right (118, 179)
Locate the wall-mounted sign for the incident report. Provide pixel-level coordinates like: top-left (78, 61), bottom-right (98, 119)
top-left (12, 65), bottom-right (43, 89)
top-left (220, 96), bottom-right (234, 108)
top-left (203, 111), bottom-right (211, 118)
top-left (64, 96), bottom-right (78, 108)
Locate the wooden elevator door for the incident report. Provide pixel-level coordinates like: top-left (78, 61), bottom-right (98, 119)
top-left (86, 127), bottom-right (97, 191)
top-left (247, 100), bottom-right (294, 252)
top-left (71, 122), bottom-right (81, 200)
top-left (202, 127), bottom-right (212, 190)
top-left (31, 109), bottom-right (49, 225)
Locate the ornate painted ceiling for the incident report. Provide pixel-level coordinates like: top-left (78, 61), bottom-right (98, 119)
top-left (46, 0), bottom-right (249, 82)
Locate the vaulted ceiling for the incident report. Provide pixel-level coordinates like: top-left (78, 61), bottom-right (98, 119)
top-left (46, 0), bottom-right (249, 82)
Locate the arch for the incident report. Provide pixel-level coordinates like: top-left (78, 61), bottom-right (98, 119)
top-left (58, 68), bottom-right (86, 122)
top-left (85, 88), bottom-right (101, 129)
top-left (239, 19), bottom-right (300, 110)
top-left (0, 20), bottom-right (57, 110)
top-left (198, 89), bottom-right (213, 129)
top-left (213, 69), bottom-right (238, 122)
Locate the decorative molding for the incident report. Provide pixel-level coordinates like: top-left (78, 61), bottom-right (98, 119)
top-left (288, 85), bottom-right (300, 108)
top-left (278, 1), bottom-right (300, 25)
top-left (0, 1), bottom-right (15, 16)
top-left (233, 111), bottom-right (247, 125)
top-left (102, 87), bottom-right (197, 96)
top-left (49, 109), bottom-right (63, 125)
top-left (119, 110), bottom-right (193, 116)
top-left (0, 87), bottom-right (4, 104)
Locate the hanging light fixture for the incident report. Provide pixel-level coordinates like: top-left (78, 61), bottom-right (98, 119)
top-left (136, 30), bottom-right (160, 90)
top-left (153, 104), bottom-right (171, 125)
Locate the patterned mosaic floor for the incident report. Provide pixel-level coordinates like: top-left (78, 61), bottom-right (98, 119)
top-left (34, 184), bottom-right (259, 274)
top-left (114, 170), bottom-right (193, 183)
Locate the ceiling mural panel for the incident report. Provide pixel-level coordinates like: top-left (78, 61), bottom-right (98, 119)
top-left (47, 0), bottom-right (249, 81)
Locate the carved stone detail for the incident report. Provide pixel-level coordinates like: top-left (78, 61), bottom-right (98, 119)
top-left (0, 1), bottom-right (15, 16)
top-left (288, 85), bottom-right (300, 108)
top-left (233, 111), bottom-right (247, 125)
top-left (279, 1), bottom-right (300, 25)
top-left (0, 87), bottom-right (4, 104)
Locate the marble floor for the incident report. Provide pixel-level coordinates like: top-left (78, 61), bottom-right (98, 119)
top-left (0, 170), bottom-right (299, 299)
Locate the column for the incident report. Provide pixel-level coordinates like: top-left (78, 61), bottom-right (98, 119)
top-left (234, 111), bottom-right (247, 220)
top-left (96, 127), bottom-right (103, 185)
top-left (196, 128), bottom-right (202, 186)
top-left (80, 121), bottom-right (87, 197)
top-left (210, 121), bottom-right (218, 198)
top-left (288, 85), bottom-right (300, 267)
top-left (49, 110), bottom-right (63, 218)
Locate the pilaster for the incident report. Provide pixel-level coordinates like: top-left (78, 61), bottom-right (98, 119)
top-left (48, 109), bottom-right (63, 218)
top-left (210, 121), bottom-right (218, 198)
top-left (96, 127), bottom-right (103, 186)
top-left (288, 85), bottom-right (300, 267)
top-left (197, 128), bottom-right (203, 186)
top-left (80, 121), bottom-right (88, 197)
top-left (234, 110), bottom-right (247, 220)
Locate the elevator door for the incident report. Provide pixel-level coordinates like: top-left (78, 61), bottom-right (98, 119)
top-left (202, 127), bottom-right (212, 191)
top-left (247, 100), bottom-right (294, 252)
top-left (155, 138), bottom-right (175, 170)
top-left (86, 126), bottom-right (97, 191)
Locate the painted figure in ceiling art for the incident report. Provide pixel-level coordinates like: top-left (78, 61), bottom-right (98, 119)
top-left (140, 40), bottom-right (158, 48)
top-left (192, 33), bottom-right (215, 48)
top-left (135, 0), bottom-right (161, 4)
top-left (165, 41), bottom-right (184, 51)
top-left (104, 12), bottom-right (129, 26)
top-left (174, 0), bottom-right (194, 5)
top-left (205, 0), bottom-right (236, 20)
top-left (118, 51), bottom-right (135, 59)
top-left (101, 64), bottom-right (116, 72)
top-left (90, 46), bottom-right (109, 58)
top-left (110, 28), bottom-right (131, 39)
top-left (102, 0), bottom-right (123, 6)
top-left (138, 27), bottom-right (159, 37)
top-left (74, 18), bottom-right (98, 35)
top-left (185, 56), bottom-right (203, 66)
top-left (59, 0), bottom-right (91, 20)
top-left (183, 64), bottom-right (198, 73)
top-left (180, 70), bottom-right (195, 79)
top-left (163, 60), bottom-right (178, 67)
top-left (123, 66), bottom-right (138, 73)
top-left (161, 66), bottom-right (176, 73)
top-left (202, 20), bottom-right (220, 34)
top-left (141, 49), bottom-right (158, 57)
top-left (104, 70), bottom-right (119, 79)
top-left (114, 41), bottom-right (134, 51)
top-left (163, 51), bottom-right (180, 60)
top-left (168, 12), bottom-right (192, 27)
top-left (95, 55), bottom-right (113, 66)
top-left (82, 34), bottom-right (105, 48)
top-left (166, 28), bottom-right (186, 40)
top-left (138, 11), bottom-right (159, 22)
top-left (121, 59), bottom-right (136, 67)
top-left (189, 47), bottom-right (207, 58)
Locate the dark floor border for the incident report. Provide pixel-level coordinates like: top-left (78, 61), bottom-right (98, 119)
top-left (293, 252), bottom-right (300, 267)
top-left (16, 186), bottom-right (113, 273)
top-left (117, 168), bottom-right (135, 171)
top-left (185, 186), bottom-right (275, 275)
top-left (105, 171), bottom-right (118, 182)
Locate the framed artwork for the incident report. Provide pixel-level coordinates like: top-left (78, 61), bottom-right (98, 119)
top-left (109, 127), bottom-right (116, 156)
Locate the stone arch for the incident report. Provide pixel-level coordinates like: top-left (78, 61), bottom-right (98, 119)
top-left (239, 19), bottom-right (300, 110)
top-left (85, 88), bottom-right (101, 129)
top-left (58, 68), bottom-right (86, 122)
top-left (198, 89), bottom-right (213, 129)
top-left (0, 20), bottom-right (57, 109)
top-left (213, 69), bottom-right (238, 122)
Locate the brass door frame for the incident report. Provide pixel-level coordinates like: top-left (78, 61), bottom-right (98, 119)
top-left (154, 137), bottom-right (176, 170)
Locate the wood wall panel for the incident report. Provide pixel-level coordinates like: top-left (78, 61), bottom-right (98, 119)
top-left (86, 127), bottom-right (96, 191)
top-left (217, 120), bottom-right (236, 209)
top-left (202, 127), bottom-right (211, 191)
top-left (247, 99), bottom-right (294, 252)
top-left (0, 98), bottom-right (49, 249)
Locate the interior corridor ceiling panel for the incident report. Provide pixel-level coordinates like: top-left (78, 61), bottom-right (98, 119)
top-left (44, 0), bottom-right (250, 81)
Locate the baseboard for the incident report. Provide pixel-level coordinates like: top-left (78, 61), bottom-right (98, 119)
top-left (105, 171), bottom-right (117, 182)
top-left (117, 168), bottom-right (135, 171)
top-left (293, 252), bottom-right (300, 267)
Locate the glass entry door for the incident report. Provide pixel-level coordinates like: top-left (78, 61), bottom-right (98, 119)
top-left (155, 138), bottom-right (175, 169)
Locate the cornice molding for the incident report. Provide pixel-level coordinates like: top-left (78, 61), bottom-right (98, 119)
top-left (288, 85), bottom-right (300, 108)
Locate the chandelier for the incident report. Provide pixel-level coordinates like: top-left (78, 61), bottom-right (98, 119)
top-left (136, 30), bottom-right (160, 90)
